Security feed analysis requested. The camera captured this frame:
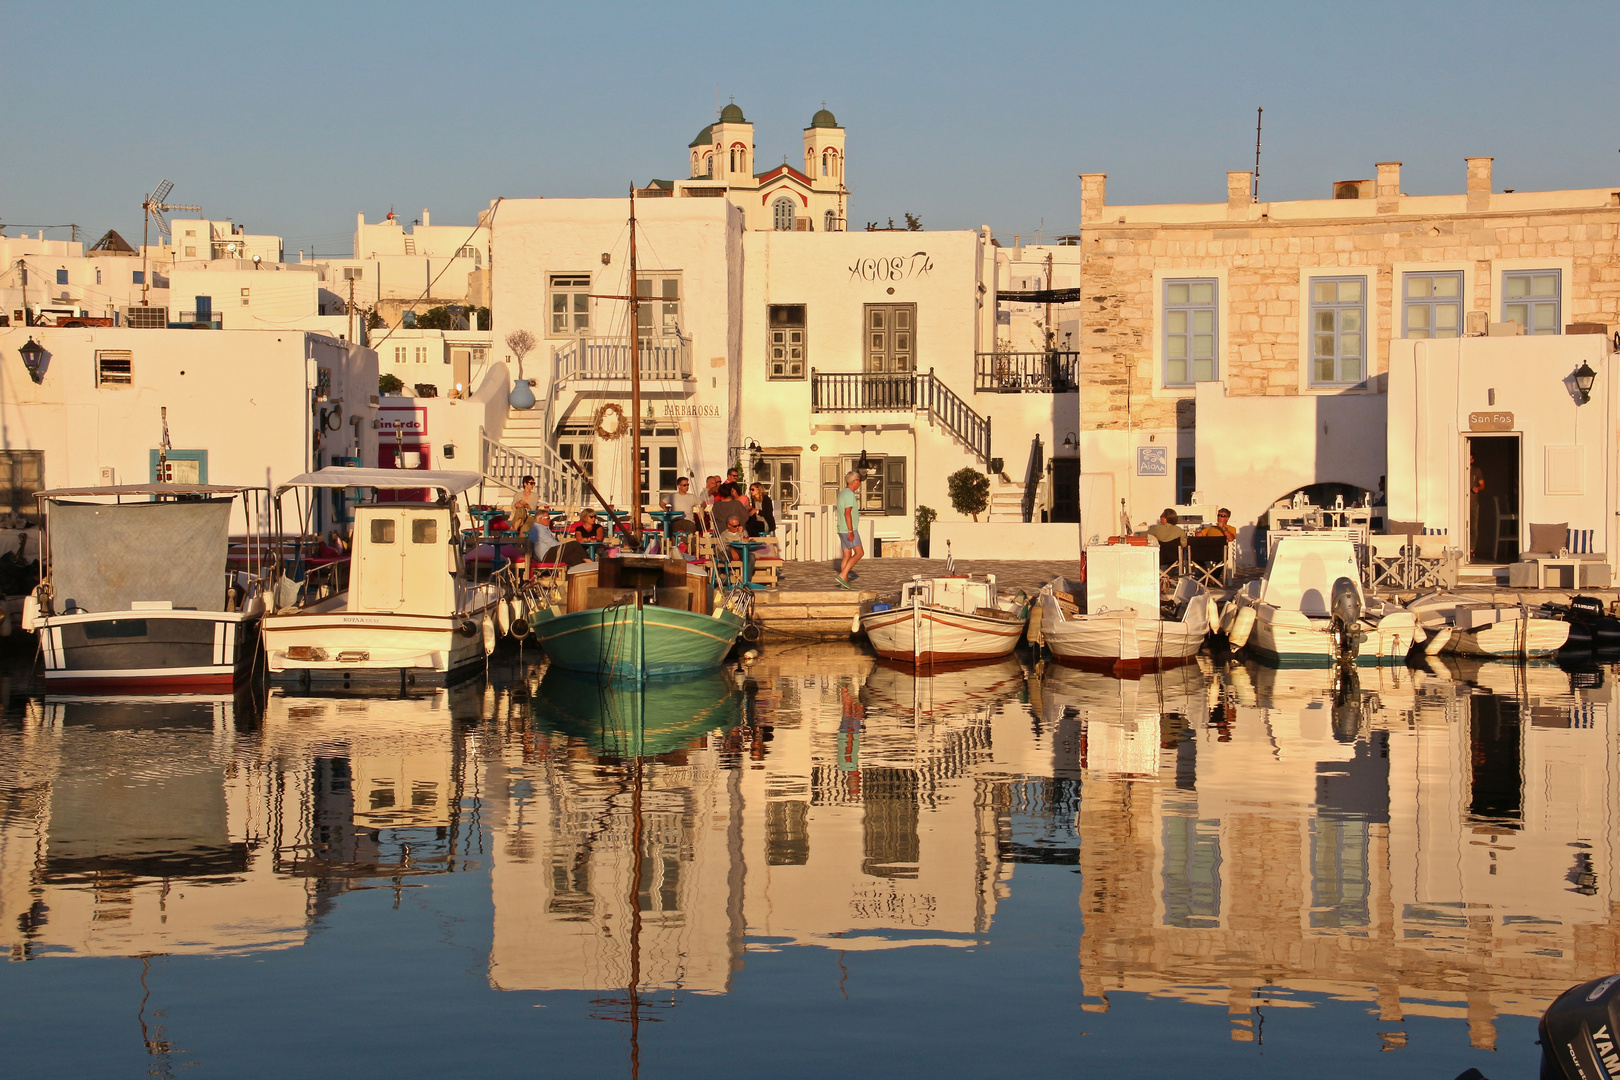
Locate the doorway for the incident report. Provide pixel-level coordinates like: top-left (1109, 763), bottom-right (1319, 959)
top-left (1050, 458), bottom-right (1080, 523)
top-left (1466, 435), bottom-right (1520, 564)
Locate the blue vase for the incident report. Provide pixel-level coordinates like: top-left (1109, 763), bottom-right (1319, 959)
top-left (509, 379), bottom-right (536, 410)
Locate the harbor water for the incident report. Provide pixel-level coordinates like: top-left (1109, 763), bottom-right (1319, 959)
top-left (0, 642), bottom-right (1611, 1078)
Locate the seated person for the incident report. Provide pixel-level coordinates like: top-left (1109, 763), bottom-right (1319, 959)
top-left (719, 516), bottom-right (750, 544)
top-left (1196, 508), bottom-right (1236, 542)
top-left (660, 476), bottom-right (701, 534)
top-left (747, 482), bottom-right (776, 536)
top-left (1146, 508), bottom-right (1186, 548)
top-left (506, 476), bottom-right (540, 535)
top-left (569, 508), bottom-right (608, 544)
top-left (710, 484), bottom-right (749, 538)
top-left (533, 508), bottom-right (606, 569)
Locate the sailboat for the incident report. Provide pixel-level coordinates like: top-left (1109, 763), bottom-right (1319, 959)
top-left (528, 187), bottom-right (746, 680)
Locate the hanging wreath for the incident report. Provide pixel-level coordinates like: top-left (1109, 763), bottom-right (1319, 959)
top-left (594, 402), bottom-right (627, 441)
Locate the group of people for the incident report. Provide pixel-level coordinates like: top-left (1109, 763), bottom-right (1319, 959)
top-left (1146, 506), bottom-right (1236, 548)
top-left (500, 468), bottom-right (781, 569)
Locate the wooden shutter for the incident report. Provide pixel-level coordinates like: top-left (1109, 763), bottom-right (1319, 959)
top-left (820, 457), bottom-right (840, 506)
top-left (884, 457), bottom-right (907, 515)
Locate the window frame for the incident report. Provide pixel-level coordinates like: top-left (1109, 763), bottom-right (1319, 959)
top-left (95, 349), bottom-right (133, 388)
top-left (768, 304), bottom-right (807, 379)
top-left (0, 450), bottom-right (44, 524)
top-left (1307, 275), bottom-right (1369, 388)
top-left (548, 273), bottom-right (592, 337)
top-left (772, 196), bottom-right (796, 232)
top-left (863, 304), bottom-right (916, 373)
top-left (1162, 278), bottom-right (1219, 388)
top-left (635, 273), bottom-right (683, 345)
top-left (1402, 271), bottom-right (1463, 339)
top-left (1501, 269), bottom-right (1561, 336)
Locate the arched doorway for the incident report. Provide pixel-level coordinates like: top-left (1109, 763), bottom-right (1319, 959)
top-left (1256, 481), bottom-right (1376, 563)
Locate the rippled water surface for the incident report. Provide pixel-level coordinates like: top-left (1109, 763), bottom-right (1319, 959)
top-left (0, 643), bottom-right (1611, 1078)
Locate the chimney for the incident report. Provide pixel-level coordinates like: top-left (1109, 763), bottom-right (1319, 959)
top-left (1079, 173), bottom-right (1107, 224)
top-left (1466, 157), bottom-right (1493, 212)
top-left (1376, 161), bottom-right (1402, 212)
top-left (1227, 171), bottom-right (1252, 216)
top-left (422, 209), bottom-right (430, 227)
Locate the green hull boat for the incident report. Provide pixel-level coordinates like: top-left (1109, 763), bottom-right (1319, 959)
top-left (531, 601), bottom-right (745, 680)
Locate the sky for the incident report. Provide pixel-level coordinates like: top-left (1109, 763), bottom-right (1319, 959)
top-left (8, 0), bottom-right (1620, 253)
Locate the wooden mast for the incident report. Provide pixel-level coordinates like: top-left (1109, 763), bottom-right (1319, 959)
top-left (628, 185), bottom-right (644, 539)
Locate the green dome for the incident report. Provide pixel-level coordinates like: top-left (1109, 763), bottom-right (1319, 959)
top-left (809, 107), bottom-right (839, 129)
top-left (688, 123), bottom-right (713, 148)
top-left (718, 103), bottom-right (746, 123)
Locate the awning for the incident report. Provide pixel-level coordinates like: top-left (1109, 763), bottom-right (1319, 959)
top-left (276, 467), bottom-right (482, 497)
top-left (997, 288), bottom-right (1083, 303)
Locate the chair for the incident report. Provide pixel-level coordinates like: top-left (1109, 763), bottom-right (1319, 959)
top-left (1410, 534), bottom-right (1452, 590)
top-left (1157, 540), bottom-right (1185, 592)
top-left (1492, 496), bottom-right (1519, 562)
top-left (1367, 534), bottom-right (1408, 591)
top-left (1184, 536), bottom-right (1228, 587)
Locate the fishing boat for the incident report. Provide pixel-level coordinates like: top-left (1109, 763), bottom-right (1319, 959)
top-left (858, 574), bottom-right (1028, 666)
top-left (528, 553), bottom-right (747, 679)
top-left (1037, 543), bottom-right (1213, 674)
top-left (24, 483), bottom-right (269, 691)
top-left (1406, 593), bottom-right (1570, 658)
top-left (262, 468), bottom-right (503, 688)
top-left (1229, 535), bottom-right (1420, 665)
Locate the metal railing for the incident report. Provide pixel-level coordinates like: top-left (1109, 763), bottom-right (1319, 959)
top-left (809, 369), bottom-right (993, 466)
top-left (553, 335), bottom-right (691, 382)
top-left (172, 311), bottom-right (222, 329)
top-left (1021, 435), bottom-right (1044, 523)
top-left (974, 351), bottom-right (1078, 393)
top-left (481, 433), bottom-right (582, 507)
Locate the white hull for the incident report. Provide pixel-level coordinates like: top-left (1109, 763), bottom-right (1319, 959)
top-left (862, 604), bottom-right (1025, 665)
top-left (264, 586), bottom-right (499, 684)
top-left (1041, 611), bottom-right (1204, 670)
top-left (35, 607), bottom-right (262, 690)
top-left (1247, 605), bottom-right (1420, 665)
top-left (1443, 618), bottom-right (1569, 658)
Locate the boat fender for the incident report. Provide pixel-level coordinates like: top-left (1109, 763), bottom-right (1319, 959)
top-left (741, 622), bottom-right (761, 642)
top-left (0, 607), bottom-right (10, 637)
top-left (510, 616), bottom-right (530, 639)
top-left (1205, 595), bottom-right (1220, 629)
top-left (21, 594), bottom-right (38, 633)
top-left (1229, 607), bottom-right (1256, 649)
top-left (1219, 602), bottom-right (1236, 635)
top-left (457, 618), bottom-right (479, 638)
top-left (850, 610), bottom-right (863, 635)
top-left (496, 599), bottom-right (512, 636)
top-left (481, 616), bottom-right (497, 654)
top-left (1424, 626), bottom-right (1452, 655)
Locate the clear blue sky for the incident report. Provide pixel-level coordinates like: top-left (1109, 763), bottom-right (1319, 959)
top-left (8, 0), bottom-right (1619, 253)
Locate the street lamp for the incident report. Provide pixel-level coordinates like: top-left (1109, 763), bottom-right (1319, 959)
top-left (1062, 431), bottom-right (1076, 450)
top-left (1574, 361), bottom-right (1597, 405)
top-left (17, 338), bottom-right (45, 384)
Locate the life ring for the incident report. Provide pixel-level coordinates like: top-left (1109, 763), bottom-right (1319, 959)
top-left (322, 407), bottom-right (343, 432)
top-left (595, 403), bottom-right (627, 441)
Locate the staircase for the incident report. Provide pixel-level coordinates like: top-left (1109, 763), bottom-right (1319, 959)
top-left (496, 405), bottom-right (553, 462)
top-left (986, 483), bottom-right (1027, 522)
top-left (810, 368), bottom-right (993, 467)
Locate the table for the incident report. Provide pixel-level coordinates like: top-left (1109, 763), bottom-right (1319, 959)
top-left (726, 540), bottom-right (768, 589)
top-left (1536, 557), bottom-right (1581, 589)
top-left (646, 509), bottom-right (685, 542)
top-left (579, 540), bottom-right (609, 562)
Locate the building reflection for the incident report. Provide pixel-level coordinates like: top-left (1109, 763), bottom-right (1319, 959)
top-left (1076, 658), bottom-right (1620, 1051)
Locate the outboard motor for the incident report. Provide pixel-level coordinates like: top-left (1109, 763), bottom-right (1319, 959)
top-left (1539, 972), bottom-right (1620, 1079)
top-left (1330, 577), bottom-right (1362, 661)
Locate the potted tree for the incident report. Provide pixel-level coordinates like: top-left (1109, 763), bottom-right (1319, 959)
top-left (915, 504), bottom-right (936, 558)
top-left (947, 468), bottom-right (990, 522)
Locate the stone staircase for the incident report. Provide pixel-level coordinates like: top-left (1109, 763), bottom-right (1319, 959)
top-left (496, 405), bottom-right (553, 462)
top-left (985, 480), bottom-right (1029, 523)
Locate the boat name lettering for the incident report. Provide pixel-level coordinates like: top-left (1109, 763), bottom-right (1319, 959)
top-left (341, 617), bottom-right (386, 624)
top-left (848, 252), bottom-right (932, 283)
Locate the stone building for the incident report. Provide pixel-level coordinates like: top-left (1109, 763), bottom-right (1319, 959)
top-left (1074, 159), bottom-right (1620, 566)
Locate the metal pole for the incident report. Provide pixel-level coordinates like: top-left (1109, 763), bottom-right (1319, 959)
top-left (1253, 107), bottom-right (1263, 203)
top-left (628, 186), bottom-right (644, 538)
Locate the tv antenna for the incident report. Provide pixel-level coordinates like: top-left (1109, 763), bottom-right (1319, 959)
top-left (140, 179), bottom-right (200, 307)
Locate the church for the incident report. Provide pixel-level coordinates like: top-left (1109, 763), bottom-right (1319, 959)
top-left (641, 103), bottom-right (848, 232)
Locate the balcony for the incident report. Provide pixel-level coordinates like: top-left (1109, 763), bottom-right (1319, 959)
top-left (169, 311), bottom-right (222, 329)
top-left (553, 335), bottom-right (692, 384)
top-left (974, 351), bottom-right (1078, 393)
top-left (810, 369), bottom-right (992, 466)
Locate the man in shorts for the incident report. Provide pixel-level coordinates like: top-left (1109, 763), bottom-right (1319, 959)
top-left (836, 470), bottom-right (863, 588)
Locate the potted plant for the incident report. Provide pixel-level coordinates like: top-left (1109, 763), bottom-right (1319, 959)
top-left (947, 468), bottom-right (990, 522)
top-left (915, 504), bottom-right (936, 558)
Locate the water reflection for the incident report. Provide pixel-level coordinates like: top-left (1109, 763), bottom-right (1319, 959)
top-left (0, 646), bottom-right (1614, 1075)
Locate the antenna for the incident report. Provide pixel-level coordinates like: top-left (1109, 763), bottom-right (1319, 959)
top-left (1253, 107), bottom-right (1263, 203)
top-left (139, 179), bottom-right (201, 307)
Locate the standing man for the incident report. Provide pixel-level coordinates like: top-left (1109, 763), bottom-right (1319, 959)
top-left (836, 470), bottom-right (863, 589)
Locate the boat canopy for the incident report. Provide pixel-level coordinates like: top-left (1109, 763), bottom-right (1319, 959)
top-left (36, 483), bottom-right (251, 499)
top-left (1084, 543), bottom-right (1160, 616)
top-left (1261, 536), bottom-right (1364, 617)
top-left (276, 467), bottom-right (482, 498)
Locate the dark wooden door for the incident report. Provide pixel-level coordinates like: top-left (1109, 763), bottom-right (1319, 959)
top-left (1050, 458), bottom-right (1080, 523)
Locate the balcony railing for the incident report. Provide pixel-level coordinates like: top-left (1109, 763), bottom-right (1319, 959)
top-left (974, 351), bottom-right (1078, 393)
top-left (170, 311), bottom-right (222, 329)
top-left (810, 369), bottom-right (992, 466)
top-left (553, 335), bottom-right (691, 383)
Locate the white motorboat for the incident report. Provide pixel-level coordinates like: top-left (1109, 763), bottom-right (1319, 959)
top-left (1407, 593), bottom-right (1570, 658)
top-left (858, 574), bottom-right (1028, 666)
top-left (1037, 543), bottom-right (1212, 674)
top-left (24, 483), bottom-right (268, 691)
top-left (262, 469), bottom-right (503, 688)
top-left (1232, 536), bottom-right (1419, 665)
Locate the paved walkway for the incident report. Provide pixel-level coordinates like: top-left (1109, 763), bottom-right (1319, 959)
top-left (767, 556), bottom-right (1078, 595)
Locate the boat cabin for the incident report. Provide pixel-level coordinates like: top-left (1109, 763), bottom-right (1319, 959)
top-left (350, 502), bottom-right (459, 616)
top-left (1260, 537), bottom-right (1364, 616)
top-left (565, 555), bottom-right (713, 615)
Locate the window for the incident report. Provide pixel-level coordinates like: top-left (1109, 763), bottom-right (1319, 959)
top-left (55, 269), bottom-right (67, 285)
top-left (1403, 272), bottom-right (1462, 338)
top-left (455, 245), bottom-right (480, 261)
top-left (761, 454), bottom-right (801, 508)
top-left (1503, 270), bottom-right (1561, 335)
top-left (637, 425), bottom-right (683, 508)
top-left (864, 304), bottom-right (915, 372)
top-left (95, 350), bottom-right (133, 388)
top-left (1163, 279), bottom-right (1218, 386)
top-left (824, 210), bottom-right (836, 232)
top-left (1176, 458), bottom-right (1195, 505)
top-left (394, 346), bottom-right (407, 365)
top-left (558, 426), bottom-right (594, 478)
top-left (0, 451), bottom-right (44, 523)
top-left (636, 275), bottom-right (681, 344)
top-left (149, 449), bottom-right (206, 484)
top-left (549, 274), bottom-right (590, 335)
top-left (95, 268), bottom-right (101, 285)
top-left (1308, 276), bottom-right (1366, 386)
top-left (822, 150), bottom-right (830, 177)
top-left (769, 304), bottom-right (807, 378)
top-left (241, 287), bottom-right (251, 306)
top-left (772, 197), bottom-right (796, 231)
top-left (371, 519), bottom-right (396, 544)
top-left (184, 247), bottom-right (197, 258)
top-left (822, 455), bottom-right (906, 515)
top-left (132, 270), bottom-right (144, 285)
top-left (411, 519), bottom-right (437, 544)
top-left (415, 347), bottom-right (427, 364)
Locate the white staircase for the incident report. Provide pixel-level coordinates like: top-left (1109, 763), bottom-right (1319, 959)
top-left (496, 405), bottom-right (553, 461)
top-left (986, 481), bottom-right (1028, 523)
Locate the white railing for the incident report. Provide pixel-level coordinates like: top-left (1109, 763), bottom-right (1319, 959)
top-left (481, 431), bottom-right (582, 507)
top-left (553, 335), bottom-right (692, 383)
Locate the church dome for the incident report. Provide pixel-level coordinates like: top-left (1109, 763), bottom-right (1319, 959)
top-left (718, 103), bottom-right (746, 123)
top-left (688, 123), bottom-right (713, 148)
top-left (809, 107), bottom-right (839, 129)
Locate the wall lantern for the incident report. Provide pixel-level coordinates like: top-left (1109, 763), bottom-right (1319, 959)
top-left (17, 338), bottom-right (45, 384)
top-left (1574, 361), bottom-right (1597, 405)
top-left (1062, 431), bottom-right (1076, 450)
